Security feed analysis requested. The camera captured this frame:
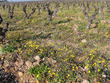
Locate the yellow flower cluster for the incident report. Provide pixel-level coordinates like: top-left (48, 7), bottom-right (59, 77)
top-left (98, 57), bottom-right (106, 63)
top-left (36, 74), bottom-right (40, 78)
top-left (25, 40), bottom-right (39, 49)
top-left (66, 74), bottom-right (70, 78)
top-left (90, 49), bottom-right (96, 54)
top-left (72, 65), bottom-right (78, 71)
top-left (85, 64), bottom-right (89, 69)
top-left (48, 70), bottom-right (56, 77)
top-left (17, 48), bottom-right (23, 54)
top-left (38, 49), bottom-right (43, 54)
top-left (97, 69), bottom-right (101, 72)
top-left (72, 66), bottom-right (75, 71)
top-left (70, 54), bottom-right (75, 58)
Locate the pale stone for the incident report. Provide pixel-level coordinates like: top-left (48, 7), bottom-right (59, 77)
top-left (91, 24), bottom-right (97, 28)
top-left (47, 58), bottom-right (57, 65)
top-left (33, 56), bottom-right (41, 65)
top-left (18, 72), bottom-right (23, 77)
top-left (33, 62), bottom-right (39, 66)
top-left (15, 60), bottom-right (24, 67)
top-left (34, 56), bottom-right (40, 61)
top-left (81, 39), bottom-right (87, 43)
top-left (25, 61), bottom-right (33, 68)
top-left (82, 79), bottom-right (89, 83)
top-left (102, 74), bottom-right (106, 78)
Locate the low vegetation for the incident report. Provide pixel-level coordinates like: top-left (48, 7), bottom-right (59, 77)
top-left (0, 0), bottom-right (110, 83)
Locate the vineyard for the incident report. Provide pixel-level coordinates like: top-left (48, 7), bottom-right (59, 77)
top-left (0, 0), bottom-right (110, 83)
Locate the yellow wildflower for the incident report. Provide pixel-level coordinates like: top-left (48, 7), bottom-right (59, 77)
top-left (58, 55), bottom-right (62, 56)
top-left (48, 70), bottom-right (51, 73)
top-left (75, 66), bottom-right (78, 70)
top-left (88, 70), bottom-right (91, 73)
top-left (93, 63), bottom-right (96, 66)
top-left (104, 65), bottom-right (107, 67)
top-left (38, 49), bottom-right (43, 53)
top-left (70, 54), bottom-right (75, 58)
top-left (85, 64), bottom-right (89, 69)
top-left (36, 74), bottom-right (40, 78)
top-left (35, 45), bottom-right (39, 49)
top-left (72, 66), bottom-right (75, 71)
top-left (66, 74), bottom-right (70, 78)
top-left (52, 72), bottom-right (55, 75)
top-left (90, 49), bottom-right (95, 53)
top-left (98, 69), bottom-right (100, 72)
top-left (18, 48), bottom-right (22, 54)
top-left (89, 53), bottom-right (92, 56)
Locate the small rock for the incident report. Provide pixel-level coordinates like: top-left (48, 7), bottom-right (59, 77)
top-left (18, 72), bottom-right (23, 77)
top-left (15, 61), bottom-right (19, 66)
top-left (3, 61), bottom-right (10, 68)
top-left (81, 39), bottom-right (87, 43)
top-left (34, 56), bottom-right (40, 61)
top-left (25, 61), bottom-right (33, 68)
top-left (93, 78), bottom-right (97, 83)
top-left (91, 24), bottom-right (97, 28)
top-left (33, 56), bottom-right (41, 65)
top-left (33, 62), bottom-right (39, 66)
top-left (15, 60), bottom-right (24, 67)
top-left (102, 74), bottom-right (106, 78)
top-left (52, 59), bottom-right (57, 64)
top-left (47, 58), bottom-right (57, 65)
top-left (82, 79), bottom-right (89, 83)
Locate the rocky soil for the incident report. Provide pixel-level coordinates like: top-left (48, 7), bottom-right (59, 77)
top-left (0, 53), bottom-right (40, 83)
